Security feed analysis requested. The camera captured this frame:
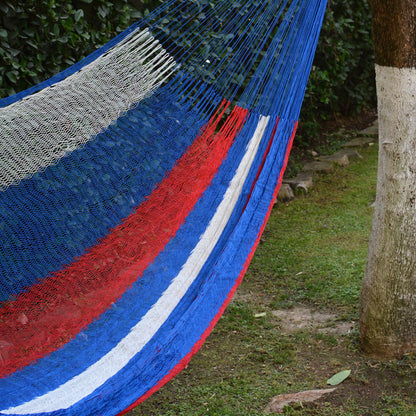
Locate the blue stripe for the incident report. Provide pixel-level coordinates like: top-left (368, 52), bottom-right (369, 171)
top-left (0, 86), bottom-right (205, 301)
top-left (0, 112), bottom-right (267, 413)
top-left (104, 119), bottom-right (294, 415)
top-left (69, 118), bottom-right (294, 416)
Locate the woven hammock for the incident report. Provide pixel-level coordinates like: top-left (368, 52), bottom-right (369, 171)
top-left (0, 0), bottom-right (327, 414)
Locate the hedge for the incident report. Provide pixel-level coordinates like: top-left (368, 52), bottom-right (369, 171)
top-left (300, 0), bottom-right (376, 138)
top-left (0, 0), bottom-right (375, 143)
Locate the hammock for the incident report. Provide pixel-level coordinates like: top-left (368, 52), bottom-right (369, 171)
top-left (0, 0), bottom-right (326, 414)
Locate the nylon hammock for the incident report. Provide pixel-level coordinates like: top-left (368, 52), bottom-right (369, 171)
top-left (0, 0), bottom-right (327, 414)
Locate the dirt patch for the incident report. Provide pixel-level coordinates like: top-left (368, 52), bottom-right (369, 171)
top-left (272, 305), bottom-right (355, 335)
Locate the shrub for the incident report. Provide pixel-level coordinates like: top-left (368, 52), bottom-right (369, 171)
top-left (0, 0), bottom-right (375, 145)
top-left (299, 0), bottom-right (376, 142)
top-left (0, 0), bottom-right (148, 97)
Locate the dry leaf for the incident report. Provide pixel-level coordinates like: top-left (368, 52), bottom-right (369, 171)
top-left (265, 388), bottom-right (336, 413)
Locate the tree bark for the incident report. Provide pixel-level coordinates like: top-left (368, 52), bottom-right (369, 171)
top-left (370, 0), bottom-right (416, 68)
top-left (359, 0), bottom-right (416, 357)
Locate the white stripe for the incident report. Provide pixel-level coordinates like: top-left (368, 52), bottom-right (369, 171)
top-left (2, 115), bottom-right (270, 415)
top-left (0, 28), bottom-right (176, 190)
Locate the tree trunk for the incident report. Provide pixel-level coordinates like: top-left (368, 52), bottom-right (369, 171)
top-left (359, 0), bottom-right (416, 357)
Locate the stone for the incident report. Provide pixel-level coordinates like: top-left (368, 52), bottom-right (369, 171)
top-left (359, 119), bottom-right (378, 137)
top-left (341, 136), bottom-right (376, 148)
top-left (302, 160), bottom-right (334, 173)
top-left (318, 152), bottom-right (349, 167)
top-left (276, 183), bottom-right (294, 202)
top-left (283, 172), bottom-right (314, 193)
top-left (336, 148), bottom-right (363, 160)
top-left (317, 148), bottom-right (362, 166)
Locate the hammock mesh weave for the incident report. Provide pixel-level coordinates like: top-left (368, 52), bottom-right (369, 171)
top-left (0, 0), bottom-right (327, 414)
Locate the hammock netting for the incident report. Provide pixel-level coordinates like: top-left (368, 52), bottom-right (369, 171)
top-left (0, 0), bottom-right (327, 414)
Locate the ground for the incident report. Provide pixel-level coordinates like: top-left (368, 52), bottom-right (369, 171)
top-left (129, 110), bottom-right (416, 416)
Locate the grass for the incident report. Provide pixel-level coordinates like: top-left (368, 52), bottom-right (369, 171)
top-left (129, 142), bottom-right (416, 416)
top-left (256, 147), bottom-right (377, 315)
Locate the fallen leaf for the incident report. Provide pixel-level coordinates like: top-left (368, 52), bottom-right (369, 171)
top-left (265, 388), bottom-right (336, 413)
top-left (327, 369), bottom-right (351, 386)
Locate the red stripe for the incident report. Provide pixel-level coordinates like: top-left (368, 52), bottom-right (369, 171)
top-left (117, 120), bottom-right (298, 416)
top-left (0, 102), bottom-right (249, 378)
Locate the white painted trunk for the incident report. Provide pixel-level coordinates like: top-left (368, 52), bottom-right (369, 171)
top-left (360, 65), bottom-right (416, 357)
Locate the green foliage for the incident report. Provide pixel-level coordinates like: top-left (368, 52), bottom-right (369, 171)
top-left (0, 0), bottom-right (150, 97)
top-left (148, 1), bottom-right (258, 91)
top-left (0, 0), bottom-right (375, 145)
top-left (300, 0), bottom-right (376, 141)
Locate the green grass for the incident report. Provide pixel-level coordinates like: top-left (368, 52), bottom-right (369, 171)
top-left (250, 145), bottom-right (378, 317)
top-left (129, 143), bottom-right (416, 416)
